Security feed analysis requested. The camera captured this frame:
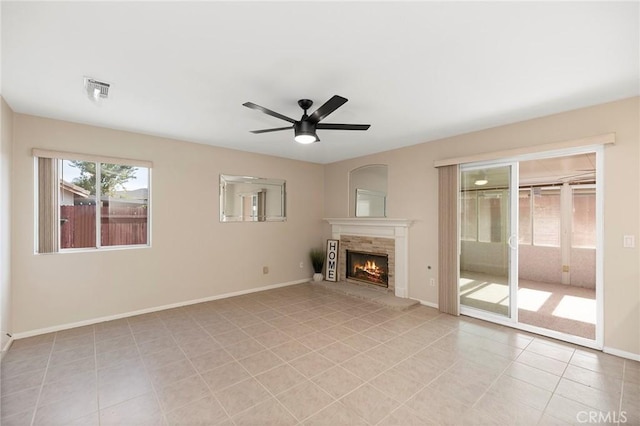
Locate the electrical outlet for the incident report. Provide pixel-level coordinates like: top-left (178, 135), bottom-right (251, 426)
top-left (263, 266), bottom-right (269, 274)
top-left (624, 235), bottom-right (635, 248)
top-left (429, 278), bottom-right (436, 287)
top-left (299, 262), bottom-right (304, 268)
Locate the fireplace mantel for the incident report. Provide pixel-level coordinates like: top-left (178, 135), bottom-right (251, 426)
top-left (324, 218), bottom-right (413, 298)
top-left (325, 218), bottom-right (413, 227)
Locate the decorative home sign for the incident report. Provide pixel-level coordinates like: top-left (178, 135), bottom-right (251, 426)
top-left (325, 239), bottom-right (339, 282)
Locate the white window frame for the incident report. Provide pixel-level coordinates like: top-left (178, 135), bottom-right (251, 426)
top-left (570, 184), bottom-right (597, 249)
top-left (34, 150), bottom-right (152, 253)
top-left (531, 186), bottom-right (562, 248)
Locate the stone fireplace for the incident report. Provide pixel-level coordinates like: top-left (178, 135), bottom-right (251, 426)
top-left (325, 218), bottom-right (412, 298)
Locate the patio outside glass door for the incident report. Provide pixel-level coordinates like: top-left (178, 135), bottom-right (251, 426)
top-left (459, 163), bottom-right (518, 320)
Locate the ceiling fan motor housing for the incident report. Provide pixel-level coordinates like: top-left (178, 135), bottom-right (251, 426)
top-left (294, 120), bottom-right (317, 141)
top-left (295, 120), bottom-right (315, 133)
top-left (298, 99), bottom-right (313, 112)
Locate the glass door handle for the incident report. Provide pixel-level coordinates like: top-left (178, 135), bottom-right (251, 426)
top-left (508, 235), bottom-right (518, 250)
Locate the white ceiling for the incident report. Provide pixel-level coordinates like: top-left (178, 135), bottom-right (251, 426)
top-left (2, 2), bottom-right (638, 164)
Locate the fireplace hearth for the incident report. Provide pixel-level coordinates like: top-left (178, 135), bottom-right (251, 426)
top-left (346, 250), bottom-right (389, 288)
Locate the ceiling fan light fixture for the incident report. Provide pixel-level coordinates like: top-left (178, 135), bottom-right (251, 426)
top-left (294, 134), bottom-right (317, 144)
top-left (294, 121), bottom-right (318, 144)
top-left (474, 178), bottom-right (488, 186)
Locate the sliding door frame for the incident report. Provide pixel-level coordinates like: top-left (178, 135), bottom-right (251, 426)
top-left (458, 144), bottom-right (604, 350)
top-left (459, 161), bottom-right (519, 322)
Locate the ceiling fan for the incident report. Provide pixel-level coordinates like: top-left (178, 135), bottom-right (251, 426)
top-left (243, 95), bottom-right (370, 144)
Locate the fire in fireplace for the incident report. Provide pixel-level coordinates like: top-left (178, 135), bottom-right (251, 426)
top-left (346, 250), bottom-right (389, 288)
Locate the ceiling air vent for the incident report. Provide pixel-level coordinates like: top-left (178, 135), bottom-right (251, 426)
top-left (84, 77), bottom-right (110, 101)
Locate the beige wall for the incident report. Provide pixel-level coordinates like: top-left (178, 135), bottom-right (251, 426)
top-left (12, 114), bottom-right (325, 334)
top-left (8, 97), bottom-right (640, 357)
top-left (1, 98), bottom-right (14, 352)
top-left (324, 97), bottom-right (640, 356)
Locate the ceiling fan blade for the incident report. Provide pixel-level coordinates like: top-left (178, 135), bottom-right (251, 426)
top-left (250, 126), bottom-right (293, 134)
top-left (307, 95), bottom-right (348, 124)
top-left (316, 123), bottom-right (370, 131)
top-left (243, 102), bottom-right (296, 124)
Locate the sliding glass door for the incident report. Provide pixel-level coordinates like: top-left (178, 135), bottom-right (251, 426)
top-left (457, 148), bottom-right (603, 348)
top-left (459, 163), bottom-right (518, 320)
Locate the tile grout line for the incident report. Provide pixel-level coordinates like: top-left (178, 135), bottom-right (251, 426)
top-left (248, 296), bottom-right (353, 423)
top-left (182, 305), bottom-right (255, 423)
top-left (255, 292), bottom-right (544, 417)
top-left (28, 333), bottom-right (57, 426)
top-left (282, 314), bottom-right (459, 425)
top-left (146, 310), bottom-right (222, 418)
top-left (469, 360), bottom-right (514, 412)
top-left (368, 335), bottom-right (460, 425)
top-left (218, 294), bottom-right (379, 424)
top-left (93, 327), bottom-right (100, 426)
top-left (618, 360), bottom-right (626, 419)
top-left (126, 316), bottom-right (169, 426)
top-left (158, 300), bottom-right (297, 422)
top-left (537, 343), bottom-right (577, 424)
top-left (225, 301), bottom-right (335, 424)
top-left (421, 326), bottom-right (530, 416)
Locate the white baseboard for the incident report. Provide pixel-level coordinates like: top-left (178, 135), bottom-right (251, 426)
top-left (13, 279), bottom-right (310, 340)
top-left (1, 336), bottom-right (14, 360)
top-left (603, 346), bottom-right (640, 362)
top-left (405, 299), bottom-right (639, 361)
top-left (411, 297), bottom-right (439, 309)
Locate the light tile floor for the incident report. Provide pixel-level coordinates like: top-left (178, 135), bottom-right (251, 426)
top-left (1, 283), bottom-right (638, 425)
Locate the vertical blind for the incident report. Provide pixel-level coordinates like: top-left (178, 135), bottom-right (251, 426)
top-left (37, 157), bottom-right (59, 253)
top-left (438, 164), bottom-right (459, 315)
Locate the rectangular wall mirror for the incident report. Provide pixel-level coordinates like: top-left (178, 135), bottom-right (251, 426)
top-left (220, 174), bottom-right (286, 222)
top-left (350, 164), bottom-right (388, 217)
top-left (355, 189), bottom-right (386, 217)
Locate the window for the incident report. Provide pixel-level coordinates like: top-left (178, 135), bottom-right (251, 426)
top-left (518, 189), bottom-right (532, 244)
top-left (460, 189), bottom-right (507, 243)
top-left (460, 191), bottom-right (478, 241)
top-left (478, 190), bottom-right (505, 243)
top-left (519, 185), bottom-right (596, 248)
top-left (572, 187), bottom-right (596, 248)
top-left (532, 188), bottom-right (561, 247)
top-left (464, 186), bottom-right (580, 247)
top-left (518, 186), bottom-right (561, 247)
top-left (36, 151), bottom-right (151, 252)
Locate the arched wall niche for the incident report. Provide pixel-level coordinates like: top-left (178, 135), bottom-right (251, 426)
top-left (349, 164), bottom-right (388, 217)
